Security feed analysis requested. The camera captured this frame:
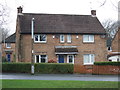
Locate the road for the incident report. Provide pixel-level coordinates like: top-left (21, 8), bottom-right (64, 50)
top-left (1, 73), bottom-right (119, 81)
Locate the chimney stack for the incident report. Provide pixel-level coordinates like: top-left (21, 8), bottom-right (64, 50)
top-left (17, 6), bottom-right (23, 15)
top-left (91, 10), bottom-right (96, 17)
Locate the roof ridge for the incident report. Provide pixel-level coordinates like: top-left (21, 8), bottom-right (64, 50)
top-left (22, 13), bottom-right (91, 16)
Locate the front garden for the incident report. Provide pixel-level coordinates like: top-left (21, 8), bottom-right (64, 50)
top-left (2, 62), bottom-right (73, 74)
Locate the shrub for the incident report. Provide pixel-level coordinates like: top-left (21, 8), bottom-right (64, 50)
top-left (48, 59), bottom-right (57, 63)
top-left (35, 63), bottom-right (73, 74)
top-left (2, 56), bottom-right (7, 62)
top-left (2, 63), bottom-right (73, 74)
top-left (94, 62), bottom-right (120, 66)
top-left (2, 62), bottom-right (31, 73)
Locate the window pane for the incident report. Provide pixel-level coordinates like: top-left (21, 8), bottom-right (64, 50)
top-left (91, 54), bottom-right (94, 63)
top-left (60, 35), bottom-right (64, 42)
top-left (84, 54), bottom-right (89, 63)
top-left (35, 35), bottom-right (39, 41)
top-left (83, 35), bottom-right (89, 42)
top-left (67, 35), bottom-right (71, 42)
top-left (41, 55), bottom-right (46, 63)
top-left (36, 55), bottom-right (39, 63)
top-left (89, 35), bottom-right (94, 42)
top-left (69, 55), bottom-right (73, 63)
top-left (40, 35), bottom-right (46, 41)
top-left (6, 43), bottom-right (11, 48)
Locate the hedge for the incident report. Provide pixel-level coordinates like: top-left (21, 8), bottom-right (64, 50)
top-left (94, 62), bottom-right (120, 66)
top-left (2, 63), bottom-right (73, 74)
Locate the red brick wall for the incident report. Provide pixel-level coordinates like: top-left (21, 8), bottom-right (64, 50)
top-left (74, 64), bottom-right (93, 74)
top-left (93, 65), bottom-right (120, 75)
top-left (74, 64), bottom-right (120, 75)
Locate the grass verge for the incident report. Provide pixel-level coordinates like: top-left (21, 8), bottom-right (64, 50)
top-left (2, 79), bottom-right (119, 88)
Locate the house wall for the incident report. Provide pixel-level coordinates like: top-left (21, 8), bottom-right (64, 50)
top-left (112, 29), bottom-right (120, 52)
top-left (15, 16), bottom-right (22, 62)
top-left (19, 34), bottom-right (107, 65)
top-left (2, 43), bottom-right (15, 62)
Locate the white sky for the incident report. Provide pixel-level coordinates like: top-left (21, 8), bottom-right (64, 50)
top-left (0, 0), bottom-right (119, 34)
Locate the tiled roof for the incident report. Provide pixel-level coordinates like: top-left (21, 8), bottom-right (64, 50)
top-left (3, 33), bottom-right (16, 43)
top-left (55, 48), bottom-right (78, 53)
top-left (18, 13), bottom-right (106, 34)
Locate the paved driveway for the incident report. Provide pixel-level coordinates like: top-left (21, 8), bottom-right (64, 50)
top-left (1, 73), bottom-right (119, 81)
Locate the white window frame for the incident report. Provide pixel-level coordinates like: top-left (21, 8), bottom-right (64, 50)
top-left (35, 55), bottom-right (47, 63)
top-left (83, 54), bottom-right (95, 65)
top-left (83, 35), bottom-right (94, 43)
top-left (67, 55), bottom-right (74, 64)
top-left (67, 35), bottom-right (71, 43)
top-left (60, 35), bottom-right (64, 43)
top-left (6, 43), bottom-right (11, 48)
top-left (34, 34), bottom-right (47, 43)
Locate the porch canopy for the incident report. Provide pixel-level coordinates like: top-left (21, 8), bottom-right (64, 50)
top-left (4, 49), bottom-right (13, 54)
top-left (55, 46), bottom-right (78, 54)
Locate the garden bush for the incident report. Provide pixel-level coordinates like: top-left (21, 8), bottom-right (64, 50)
top-left (94, 62), bottom-right (120, 66)
top-left (2, 63), bottom-right (73, 74)
top-left (2, 62), bottom-right (31, 73)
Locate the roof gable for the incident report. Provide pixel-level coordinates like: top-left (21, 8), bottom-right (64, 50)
top-left (3, 33), bottom-right (16, 43)
top-left (18, 13), bottom-right (106, 34)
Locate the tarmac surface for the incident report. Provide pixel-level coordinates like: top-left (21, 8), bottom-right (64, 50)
top-left (1, 73), bottom-right (119, 81)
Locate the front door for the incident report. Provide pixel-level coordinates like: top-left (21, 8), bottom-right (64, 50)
top-left (7, 54), bottom-right (11, 62)
top-left (58, 55), bottom-right (64, 63)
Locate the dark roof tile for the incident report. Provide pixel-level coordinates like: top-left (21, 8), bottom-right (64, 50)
top-left (3, 33), bottom-right (16, 43)
top-left (19, 13), bottom-right (106, 34)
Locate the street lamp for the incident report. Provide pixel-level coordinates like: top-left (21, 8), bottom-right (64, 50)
top-left (31, 18), bottom-right (35, 75)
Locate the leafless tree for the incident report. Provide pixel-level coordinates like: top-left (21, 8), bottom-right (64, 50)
top-left (1, 28), bottom-right (9, 41)
top-left (0, 4), bottom-right (10, 27)
top-left (0, 4), bottom-right (10, 42)
top-left (102, 19), bottom-right (119, 38)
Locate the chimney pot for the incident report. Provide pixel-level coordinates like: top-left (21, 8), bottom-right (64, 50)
top-left (91, 10), bottom-right (96, 17)
top-left (17, 6), bottom-right (23, 14)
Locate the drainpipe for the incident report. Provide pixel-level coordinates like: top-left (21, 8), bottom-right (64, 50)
top-left (31, 18), bottom-right (35, 75)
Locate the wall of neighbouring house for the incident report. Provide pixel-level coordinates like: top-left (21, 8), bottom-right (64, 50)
top-left (19, 34), bottom-right (107, 65)
top-left (112, 28), bottom-right (120, 52)
top-left (2, 43), bottom-right (15, 62)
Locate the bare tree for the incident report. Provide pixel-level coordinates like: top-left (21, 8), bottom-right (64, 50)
top-left (0, 4), bottom-right (9, 27)
top-left (0, 4), bottom-right (10, 42)
top-left (102, 19), bottom-right (119, 38)
top-left (1, 28), bottom-right (9, 41)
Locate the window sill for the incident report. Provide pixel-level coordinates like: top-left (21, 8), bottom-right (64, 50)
top-left (83, 42), bottom-right (94, 44)
top-left (34, 42), bottom-right (47, 43)
top-left (60, 42), bottom-right (65, 44)
top-left (6, 47), bottom-right (11, 48)
top-left (83, 63), bottom-right (93, 65)
top-left (67, 42), bottom-right (72, 44)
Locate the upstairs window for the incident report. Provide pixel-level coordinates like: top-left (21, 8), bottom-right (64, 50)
top-left (83, 35), bottom-right (94, 43)
top-left (6, 43), bottom-right (11, 48)
top-left (34, 34), bottom-right (47, 43)
top-left (83, 54), bottom-right (94, 65)
top-left (60, 35), bottom-right (64, 43)
top-left (67, 35), bottom-right (71, 43)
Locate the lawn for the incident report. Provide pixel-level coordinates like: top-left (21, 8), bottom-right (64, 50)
top-left (2, 79), bottom-right (119, 88)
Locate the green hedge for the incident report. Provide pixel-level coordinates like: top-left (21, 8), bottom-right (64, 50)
top-left (2, 62), bottom-right (31, 73)
top-left (2, 63), bottom-right (73, 74)
top-left (94, 62), bottom-right (120, 66)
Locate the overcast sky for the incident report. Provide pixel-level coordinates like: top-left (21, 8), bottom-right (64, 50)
top-left (0, 0), bottom-right (119, 34)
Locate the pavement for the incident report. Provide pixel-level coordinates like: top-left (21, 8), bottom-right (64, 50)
top-left (1, 73), bottom-right (119, 81)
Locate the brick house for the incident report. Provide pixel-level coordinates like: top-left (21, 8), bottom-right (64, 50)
top-left (2, 33), bottom-right (16, 62)
top-left (108, 28), bottom-right (120, 61)
top-left (16, 6), bottom-right (107, 65)
top-left (112, 28), bottom-right (120, 52)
